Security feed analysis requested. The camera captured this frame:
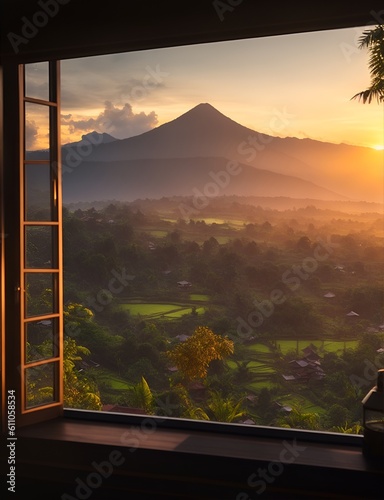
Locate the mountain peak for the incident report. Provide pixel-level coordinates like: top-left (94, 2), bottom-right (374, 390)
top-left (81, 131), bottom-right (118, 144)
top-left (179, 102), bottom-right (230, 120)
top-left (190, 102), bottom-right (218, 112)
top-left (159, 102), bottom-right (248, 138)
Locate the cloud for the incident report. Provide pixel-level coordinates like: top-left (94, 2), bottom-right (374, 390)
top-left (26, 119), bottom-right (38, 149)
top-left (61, 101), bottom-right (158, 139)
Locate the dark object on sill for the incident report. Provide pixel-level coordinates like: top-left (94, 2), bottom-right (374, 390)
top-left (362, 368), bottom-right (384, 460)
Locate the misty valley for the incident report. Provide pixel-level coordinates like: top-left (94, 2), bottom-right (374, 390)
top-left (25, 192), bottom-right (382, 432)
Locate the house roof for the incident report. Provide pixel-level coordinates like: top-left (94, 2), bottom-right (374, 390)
top-left (302, 345), bottom-right (318, 355)
top-left (367, 327), bottom-right (379, 333)
top-left (241, 419), bottom-right (255, 425)
top-left (346, 311), bottom-right (359, 316)
top-left (246, 394), bottom-right (257, 403)
top-left (176, 334), bottom-right (190, 342)
top-left (303, 349), bottom-right (321, 361)
top-left (290, 359), bottom-right (309, 368)
top-left (37, 319), bottom-right (52, 326)
top-left (275, 402), bottom-right (292, 412)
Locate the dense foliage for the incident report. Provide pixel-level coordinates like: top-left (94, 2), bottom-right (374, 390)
top-left (56, 196), bottom-right (384, 431)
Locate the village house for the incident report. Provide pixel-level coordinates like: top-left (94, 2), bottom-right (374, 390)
top-left (177, 280), bottom-right (192, 288)
top-left (283, 344), bottom-right (325, 382)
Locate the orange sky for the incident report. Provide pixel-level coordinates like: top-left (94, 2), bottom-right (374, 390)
top-left (25, 25), bottom-right (384, 151)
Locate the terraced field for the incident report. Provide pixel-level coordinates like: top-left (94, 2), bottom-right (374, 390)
top-left (119, 300), bottom-right (205, 319)
top-left (275, 339), bottom-right (358, 355)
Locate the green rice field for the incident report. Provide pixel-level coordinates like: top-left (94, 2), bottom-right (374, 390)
top-left (246, 343), bottom-right (273, 354)
top-left (189, 294), bottom-right (210, 302)
top-left (120, 302), bottom-right (205, 319)
top-left (96, 369), bottom-right (133, 390)
top-left (275, 339), bottom-right (359, 355)
top-left (194, 217), bottom-right (245, 228)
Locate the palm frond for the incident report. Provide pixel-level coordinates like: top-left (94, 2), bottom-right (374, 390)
top-left (352, 25), bottom-right (384, 104)
top-left (351, 88), bottom-right (383, 104)
top-left (357, 25), bottom-right (384, 49)
top-left (367, 43), bottom-right (384, 77)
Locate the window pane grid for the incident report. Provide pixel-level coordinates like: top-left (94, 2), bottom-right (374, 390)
top-left (24, 97), bottom-right (58, 107)
top-left (19, 61), bottom-right (63, 418)
top-left (25, 319), bottom-right (59, 364)
top-left (22, 268), bottom-right (60, 273)
top-left (24, 360), bottom-right (60, 410)
top-left (24, 357), bottom-right (61, 369)
top-left (22, 160), bottom-right (50, 164)
top-left (23, 221), bottom-right (59, 225)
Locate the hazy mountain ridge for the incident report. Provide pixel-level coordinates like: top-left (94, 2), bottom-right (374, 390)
top-left (63, 103), bottom-right (383, 203)
top-left (63, 131), bottom-right (119, 148)
top-left (64, 195), bottom-right (384, 216)
top-left (62, 156), bottom-right (347, 204)
top-left (28, 103), bottom-right (383, 204)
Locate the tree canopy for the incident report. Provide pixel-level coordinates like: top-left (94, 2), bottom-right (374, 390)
top-left (63, 337), bottom-right (102, 410)
top-left (166, 326), bottom-right (234, 382)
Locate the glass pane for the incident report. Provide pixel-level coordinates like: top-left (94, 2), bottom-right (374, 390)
top-left (25, 273), bottom-right (56, 317)
top-left (25, 164), bottom-right (52, 221)
top-left (25, 102), bottom-right (50, 159)
top-left (25, 362), bottom-right (57, 408)
top-left (25, 225), bottom-right (56, 268)
top-left (26, 319), bottom-right (58, 363)
top-left (25, 62), bottom-right (49, 101)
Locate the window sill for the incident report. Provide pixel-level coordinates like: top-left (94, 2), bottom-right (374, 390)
top-left (7, 414), bottom-right (384, 499)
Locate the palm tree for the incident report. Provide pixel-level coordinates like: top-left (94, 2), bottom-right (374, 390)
top-left (330, 422), bottom-right (363, 435)
top-left (233, 360), bottom-right (253, 383)
top-left (129, 376), bottom-right (154, 413)
top-left (275, 404), bottom-right (321, 430)
top-left (205, 390), bottom-right (246, 423)
top-left (351, 25), bottom-right (384, 103)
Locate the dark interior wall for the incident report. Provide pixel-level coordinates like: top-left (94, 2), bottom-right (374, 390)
top-left (2, 0), bottom-right (384, 62)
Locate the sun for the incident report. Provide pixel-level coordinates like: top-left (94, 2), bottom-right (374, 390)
top-left (372, 145), bottom-right (384, 150)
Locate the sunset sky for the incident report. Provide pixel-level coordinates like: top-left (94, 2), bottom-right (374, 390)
top-left (26, 24), bottom-right (384, 151)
